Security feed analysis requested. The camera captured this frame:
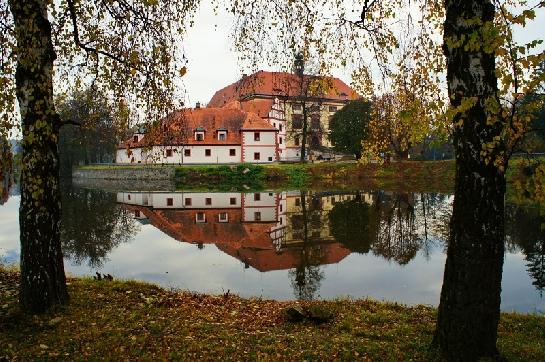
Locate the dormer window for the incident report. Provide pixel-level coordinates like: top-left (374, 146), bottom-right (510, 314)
top-left (217, 129), bottom-right (227, 141)
top-left (194, 127), bottom-right (205, 141)
top-left (133, 135), bottom-right (138, 143)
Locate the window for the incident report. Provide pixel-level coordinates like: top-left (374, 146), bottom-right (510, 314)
top-left (184, 149), bottom-right (191, 157)
top-left (166, 149), bottom-right (173, 157)
top-left (295, 136), bottom-right (300, 146)
top-left (293, 104), bottom-right (302, 111)
top-left (329, 105), bottom-right (337, 112)
top-left (218, 131), bottom-right (227, 141)
top-left (254, 212), bottom-right (261, 221)
top-left (295, 198), bottom-right (300, 206)
top-left (185, 198), bottom-right (192, 206)
top-left (135, 210), bottom-right (140, 217)
top-left (254, 132), bottom-right (260, 141)
top-left (230, 197), bottom-right (237, 205)
top-left (167, 198), bottom-right (173, 206)
top-left (254, 193), bottom-right (261, 201)
top-left (195, 132), bottom-right (204, 141)
top-left (196, 212), bottom-right (206, 223)
top-left (205, 197), bottom-right (212, 205)
top-left (218, 212), bottom-right (228, 222)
top-left (127, 194), bottom-right (131, 200)
top-left (311, 116), bottom-right (321, 130)
top-left (133, 135), bottom-right (138, 142)
top-left (331, 196), bottom-right (336, 204)
top-left (279, 124), bottom-right (283, 131)
top-left (280, 204), bottom-right (283, 212)
top-left (229, 149), bottom-right (236, 156)
top-left (268, 157), bottom-right (273, 161)
top-left (254, 152), bottom-right (260, 160)
top-left (205, 149), bottom-right (211, 157)
top-left (292, 114), bottom-right (303, 129)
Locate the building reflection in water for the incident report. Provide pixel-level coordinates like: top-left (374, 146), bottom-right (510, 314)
top-left (116, 190), bottom-right (454, 300)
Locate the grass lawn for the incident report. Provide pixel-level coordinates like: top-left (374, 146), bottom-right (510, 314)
top-left (1, 268), bottom-right (544, 361)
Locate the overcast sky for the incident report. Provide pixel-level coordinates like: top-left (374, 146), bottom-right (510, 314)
top-left (181, 2), bottom-right (545, 107)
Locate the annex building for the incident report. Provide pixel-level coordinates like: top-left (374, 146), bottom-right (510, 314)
top-left (116, 71), bottom-right (359, 164)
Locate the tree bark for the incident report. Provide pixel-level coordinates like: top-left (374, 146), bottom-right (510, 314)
top-left (300, 102), bottom-right (308, 162)
top-left (9, 0), bottom-right (69, 313)
top-left (433, 0), bottom-right (505, 360)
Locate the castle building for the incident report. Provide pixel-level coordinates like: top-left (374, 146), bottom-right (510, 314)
top-left (116, 71), bottom-right (359, 164)
top-left (208, 71), bottom-right (359, 160)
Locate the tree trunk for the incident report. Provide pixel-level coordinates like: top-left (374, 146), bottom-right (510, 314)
top-left (9, 0), bottom-right (69, 313)
top-left (433, 0), bottom-right (505, 360)
top-left (300, 102), bottom-right (308, 162)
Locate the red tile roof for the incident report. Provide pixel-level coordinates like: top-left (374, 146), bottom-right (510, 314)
top-left (208, 71), bottom-right (359, 107)
top-left (119, 104), bottom-right (276, 149)
top-left (239, 99), bottom-right (276, 118)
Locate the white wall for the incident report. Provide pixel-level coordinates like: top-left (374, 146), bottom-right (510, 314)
top-left (116, 148), bottom-right (145, 163)
top-left (241, 131), bottom-right (277, 163)
top-left (117, 145), bottom-right (243, 164)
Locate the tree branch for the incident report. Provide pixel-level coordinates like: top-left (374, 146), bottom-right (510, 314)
top-left (66, 0), bottom-right (134, 68)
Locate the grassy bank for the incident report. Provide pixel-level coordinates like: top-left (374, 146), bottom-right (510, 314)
top-left (174, 160), bottom-right (456, 192)
top-left (1, 268), bottom-right (543, 361)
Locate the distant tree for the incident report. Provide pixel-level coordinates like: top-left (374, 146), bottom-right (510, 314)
top-left (328, 99), bottom-right (371, 159)
top-left (57, 88), bottom-right (124, 174)
top-left (0, 135), bottom-right (11, 173)
top-left (518, 94), bottom-right (545, 153)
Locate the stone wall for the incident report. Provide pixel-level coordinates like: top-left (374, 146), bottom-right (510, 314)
top-left (72, 167), bottom-right (176, 191)
top-left (72, 167), bottom-right (175, 180)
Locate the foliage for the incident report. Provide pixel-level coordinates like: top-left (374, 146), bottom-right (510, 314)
top-left (0, 0), bottom-right (197, 131)
top-left (328, 99), bottom-right (372, 158)
top-left (175, 164), bottom-right (266, 191)
top-left (0, 0), bottom-right (198, 313)
top-left (517, 93), bottom-right (545, 153)
top-left (57, 88), bottom-right (127, 174)
top-left (1, 268), bottom-right (544, 360)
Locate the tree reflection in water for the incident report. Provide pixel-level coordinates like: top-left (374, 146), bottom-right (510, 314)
top-left (103, 188), bottom-right (544, 300)
top-left (61, 186), bottom-right (139, 268)
top-left (329, 191), bottom-right (453, 265)
top-left (505, 204), bottom-right (545, 295)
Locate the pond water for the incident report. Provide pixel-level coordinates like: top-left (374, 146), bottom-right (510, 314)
top-left (0, 180), bottom-right (544, 313)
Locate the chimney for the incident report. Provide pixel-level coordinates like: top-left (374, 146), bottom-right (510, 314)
top-left (196, 101), bottom-right (201, 109)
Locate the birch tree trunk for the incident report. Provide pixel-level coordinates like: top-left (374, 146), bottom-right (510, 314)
top-left (9, 0), bottom-right (69, 313)
top-left (433, 0), bottom-right (506, 359)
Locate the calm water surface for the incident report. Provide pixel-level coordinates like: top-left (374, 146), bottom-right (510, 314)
top-left (0, 181), bottom-right (543, 313)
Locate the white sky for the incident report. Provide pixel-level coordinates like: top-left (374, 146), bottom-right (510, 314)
top-left (181, 2), bottom-right (353, 107)
top-left (181, 2), bottom-right (545, 107)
